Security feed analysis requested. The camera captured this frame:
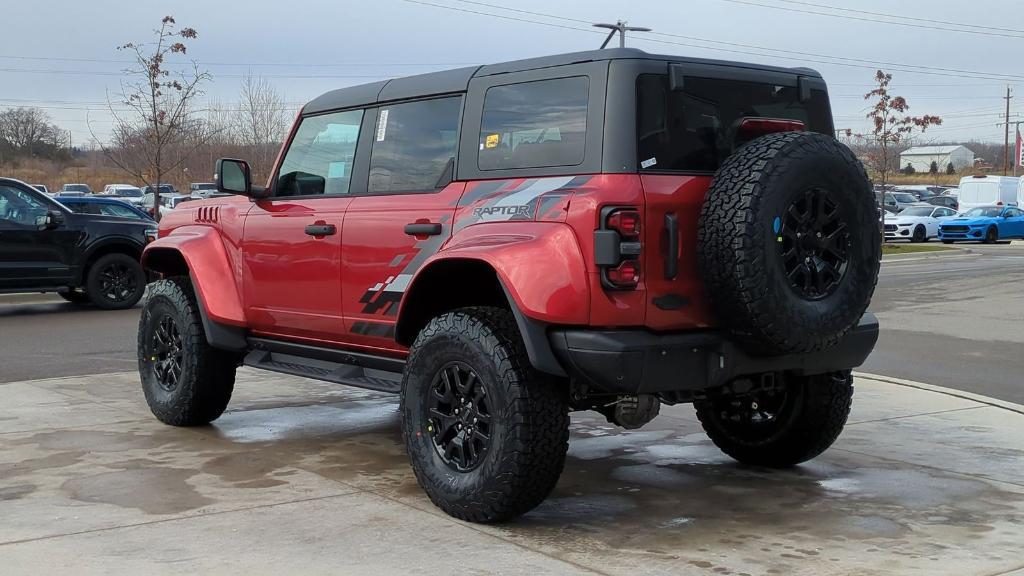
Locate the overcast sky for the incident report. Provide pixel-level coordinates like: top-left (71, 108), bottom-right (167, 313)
top-left (2, 0), bottom-right (1020, 145)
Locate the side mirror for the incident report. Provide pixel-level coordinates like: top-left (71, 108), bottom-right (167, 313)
top-left (216, 158), bottom-right (251, 195)
top-left (38, 209), bottom-right (63, 230)
top-left (215, 158), bottom-right (268, 198)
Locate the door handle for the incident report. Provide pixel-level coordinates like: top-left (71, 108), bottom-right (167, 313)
top-left (304, 223), bottom-right (336, 236)
top-left (664, 213), bottom-right (679, 279)
top-left (404, 222), bottom-right (442, 236)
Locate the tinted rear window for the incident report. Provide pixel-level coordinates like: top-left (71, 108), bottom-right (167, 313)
top-left (478, 76), bottom-right (588, 171)
top-left (637, 74), bottom-right (833, 172)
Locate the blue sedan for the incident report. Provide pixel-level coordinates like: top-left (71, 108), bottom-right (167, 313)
top-left (55, 195), bottom-right (155, 222)
top-left (938, 205), bottom-right (1024, 244)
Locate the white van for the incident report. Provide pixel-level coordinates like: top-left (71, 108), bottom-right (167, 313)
top-left (957, 175), bottom-right (1020, 212)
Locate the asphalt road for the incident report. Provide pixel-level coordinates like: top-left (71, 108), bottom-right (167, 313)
top-left (2, 244), bottom-right (1023, 403)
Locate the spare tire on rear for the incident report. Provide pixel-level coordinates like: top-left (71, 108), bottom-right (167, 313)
top-left (697, 131), bottom-right (880, 355)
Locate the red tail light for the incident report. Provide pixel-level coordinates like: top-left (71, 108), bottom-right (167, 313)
top-left (606, 260), bottom-right (640, 289)
top-left (606, 209), bottom-right (641, 239)
top-left (595, 206), bottom-right (642, 291)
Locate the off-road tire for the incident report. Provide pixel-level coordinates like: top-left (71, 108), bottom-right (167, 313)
top-left (85, 253), bottom-right (146, 310)
top-left (138, 276), bottom-right (238, 426)
top-left (695, 371), bottom-right (853, 467)
top-left (59, 290), bottom-right (91, 305)
top-left (912, 225), bottom-right (927, 243)
top-left (401, 306), bottom-right (569, 523)
top-left (698, 132), bottom-right (880, 354)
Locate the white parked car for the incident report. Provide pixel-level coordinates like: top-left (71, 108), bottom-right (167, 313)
top-left (101, 184), bottom-right (145, 205)
top-left (884, 205), bottom-right (959, 242)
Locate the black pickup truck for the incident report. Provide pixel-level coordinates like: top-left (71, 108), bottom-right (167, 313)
top-left (0, 177), bottom-right (156, 309)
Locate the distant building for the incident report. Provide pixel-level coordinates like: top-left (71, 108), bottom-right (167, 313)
top-left (900, 145), bottom-right (975, 173)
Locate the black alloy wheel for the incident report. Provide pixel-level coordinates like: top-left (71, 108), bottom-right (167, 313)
top-left (150, 314), bottom-right (183, 392)
top-left (426, 361), bottom-right (492, 472)
top-left (98, 261), bottom-right (139, 304)
top-left (779, 187), bottom-right (851, 300)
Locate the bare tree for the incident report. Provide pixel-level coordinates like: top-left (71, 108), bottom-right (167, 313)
top-left (862, 70), bottom-right (941, 191)
top-left (0, 107), bottom-right (68, 152)
top-left (94, 15), bottom-right (211, 219)
top-left (861, 70), bottom-right (941, 243)
top-left (233, 72), bottom-right (289, 181)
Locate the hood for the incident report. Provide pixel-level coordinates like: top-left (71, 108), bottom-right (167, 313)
top-left (71, 212), bottom-right (157, 230)
top-left (945, 216), bottom-right (996, 225)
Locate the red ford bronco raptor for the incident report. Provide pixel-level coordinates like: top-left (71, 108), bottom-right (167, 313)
top-left (138, 48), bottom-right (880, 523)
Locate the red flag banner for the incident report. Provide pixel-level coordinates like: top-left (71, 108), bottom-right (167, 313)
top-left (1018, 126), bottom-right (1023, 167)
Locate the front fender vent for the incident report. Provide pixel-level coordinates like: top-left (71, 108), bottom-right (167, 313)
top-left (195, 206), bottom-right (220, 224)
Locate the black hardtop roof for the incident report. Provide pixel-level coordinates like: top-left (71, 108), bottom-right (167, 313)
top-left (303, 48), bottom-right (822, 114)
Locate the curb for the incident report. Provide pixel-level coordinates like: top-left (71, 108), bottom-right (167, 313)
top-left (855, 371), bottom-right (1024, 416)
top-left (881, 247), bottom-right (974, 262)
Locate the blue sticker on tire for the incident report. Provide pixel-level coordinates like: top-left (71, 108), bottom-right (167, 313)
top-left (773, 216), bottom-right (781, 234)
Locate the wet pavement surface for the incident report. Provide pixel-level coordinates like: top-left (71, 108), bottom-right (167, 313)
top-left (2, 369), bottom-right (1023, 575)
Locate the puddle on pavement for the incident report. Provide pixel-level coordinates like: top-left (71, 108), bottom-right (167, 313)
top-left (62, 467), bottom-right (214, 514)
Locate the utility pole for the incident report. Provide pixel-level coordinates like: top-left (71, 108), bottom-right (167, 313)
top-left (594, 21), bottom-right (651, 49)
top-left (1003, 86), bottom-right (1013, 176)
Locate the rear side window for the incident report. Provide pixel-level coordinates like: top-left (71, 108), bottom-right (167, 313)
top-left (277, 109), bottom-right (364, 197)
top-left (368, 96), bottom-right (462, 194)
top-left (478, 76), bottom-right (588, 171)
top-left (637, 74), bottom-right (833, 173)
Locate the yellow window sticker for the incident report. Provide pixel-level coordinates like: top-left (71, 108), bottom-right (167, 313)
top-left (485, 133), bottom-right (500, 149)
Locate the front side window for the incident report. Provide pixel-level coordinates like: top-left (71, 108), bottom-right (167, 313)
top-left (277, 109), bottom-right (364, 197)
top-left (479, 76), bottom-right (589, 171)
top-left (0, 185), bottom-right (49, 227)
top-left (637, 74), bottom-right (833, 173)
top-left (368, 97), bottom-right (462, 194)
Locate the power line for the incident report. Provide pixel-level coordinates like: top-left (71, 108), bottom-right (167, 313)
top-left (713, 0), bottom-right (1024, 39)
top-left (409, 0), bottom-right (1024, 83)
top-left (0, 54), bottom-right (476, 68)
top-left (748, 0), bottom-right (1024, 35)
top-left (0, 68), bottom-right (392, 80)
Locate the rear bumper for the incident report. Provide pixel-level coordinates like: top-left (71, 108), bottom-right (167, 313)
top-left (548, 313), bottom-right (879, 394)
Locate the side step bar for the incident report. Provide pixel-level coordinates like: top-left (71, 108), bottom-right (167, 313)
top-left (243, 337), bottom-right (405, 394)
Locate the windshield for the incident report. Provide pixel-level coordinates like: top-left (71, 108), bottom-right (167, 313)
top-left (116, 188), bottom-right (142, 197)
top-left (964, 207), bottom-right (1003, 218)
top-left (191, 183), bottom-right (216, 190)
top-left (900, 207), bottom-right (934, 217)
top-left (893, 193), bottom-right (917, 203)
top-left (63, 184), bottom-right (90, 193)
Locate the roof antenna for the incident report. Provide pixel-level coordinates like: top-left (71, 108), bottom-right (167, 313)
top-left (594, 21), bottom-right (651, 49)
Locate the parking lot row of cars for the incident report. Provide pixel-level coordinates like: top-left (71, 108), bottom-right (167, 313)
top-left (882, 175), bottom-right (1024, 243)
top-left (29, 181), bottom-right (223, 220)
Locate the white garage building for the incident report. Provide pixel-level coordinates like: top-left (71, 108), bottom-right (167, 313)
top-left (899, 145), bottom-right (975, 173)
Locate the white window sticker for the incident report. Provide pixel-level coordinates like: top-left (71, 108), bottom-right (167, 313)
top-left (640, 157), bottom-right (657, 169)
top-left (375, 109), bottom-right (389, 142)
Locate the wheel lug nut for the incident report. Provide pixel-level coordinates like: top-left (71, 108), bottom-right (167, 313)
top-left (454, 408), bottom-right (460, 415)
top-left (473, 417), bottom-right (477, 423)
top-left (457, 423), bottom-right (462, 430)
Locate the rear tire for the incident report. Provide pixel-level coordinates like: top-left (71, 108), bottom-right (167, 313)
top-left (698, 132), bottom-right (880, 355)
top-left (401, 306), bottom-right (569, 523)
top-left (695, 371), bottom-right (853, 467)
top-left (138, 277), bottom-right (238, 426)
top-left (86, 253), bottom-right (146, 310)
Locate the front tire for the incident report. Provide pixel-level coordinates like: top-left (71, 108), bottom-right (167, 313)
top-left (138, 277), bottom-right (238, 426)
top-left (401, 307), bottom-right (569, 523)
top-left (984, 226), bottom-right (999, 244)
top-left (86, 253), bottom-right (146, 309)
top-left (695, 371), bottom-right (853, 467)
top-left (912, 225), bottom-right (926, 243)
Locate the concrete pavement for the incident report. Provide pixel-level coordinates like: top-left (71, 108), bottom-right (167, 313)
top-left (2, 368), bottom-right (1023, 575)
